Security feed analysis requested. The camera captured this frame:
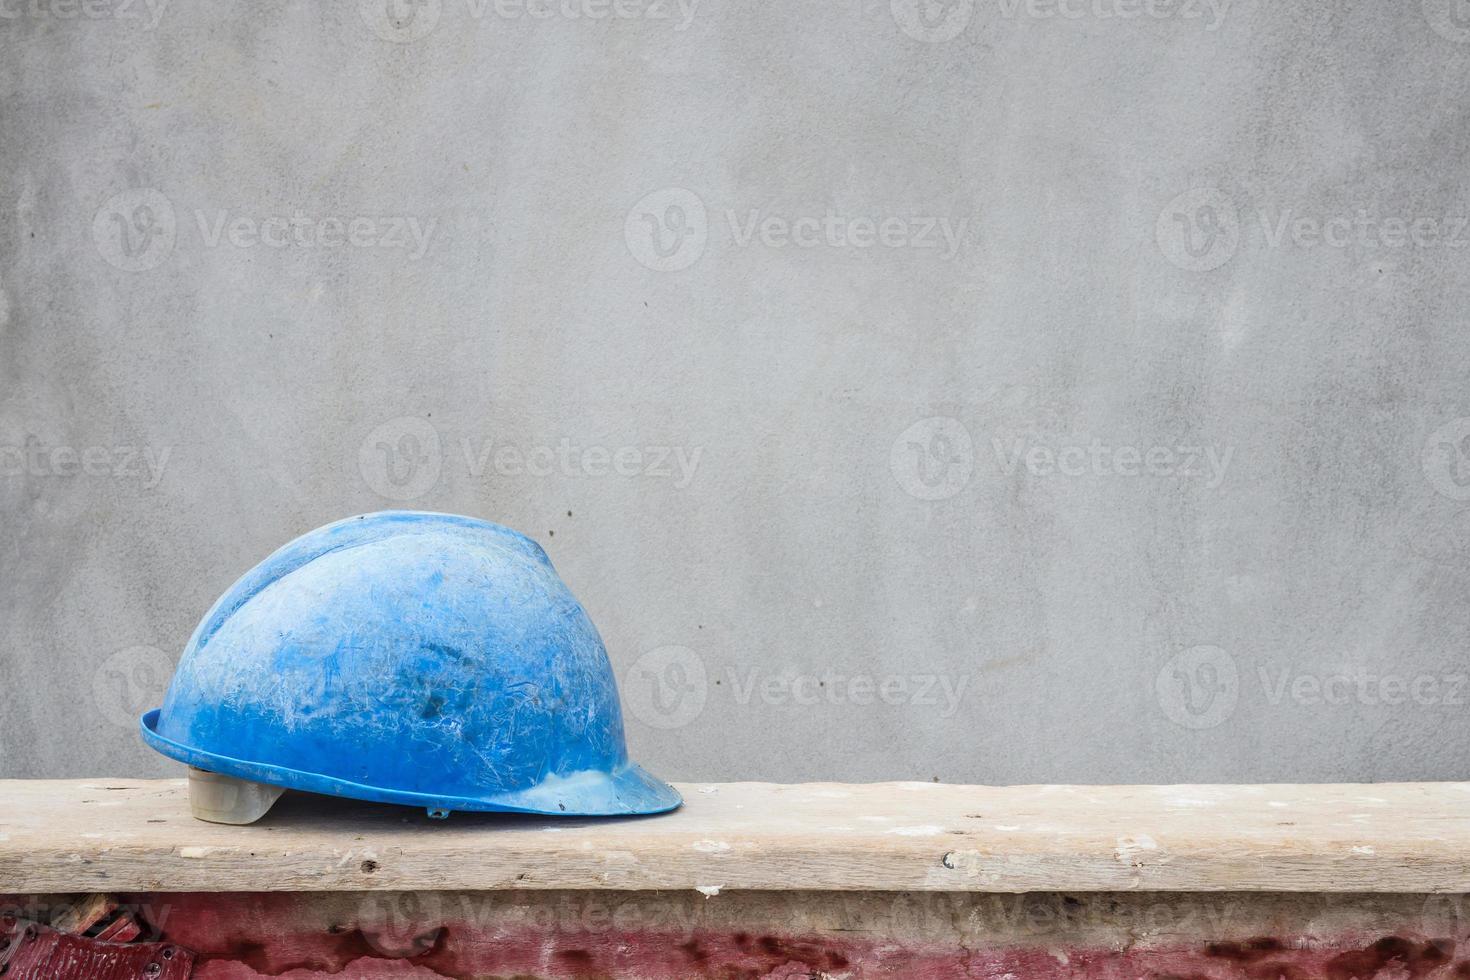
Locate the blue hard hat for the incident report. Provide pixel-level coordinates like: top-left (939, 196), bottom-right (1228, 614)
top-left (140, 511), bottom-right (681, 820)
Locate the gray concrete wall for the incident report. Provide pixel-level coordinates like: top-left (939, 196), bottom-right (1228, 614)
top-left (2, 0), bottom-right (1468, 785)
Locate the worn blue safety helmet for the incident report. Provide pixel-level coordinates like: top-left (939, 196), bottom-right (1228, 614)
top-left (140, 511), bottom-right (681, 822)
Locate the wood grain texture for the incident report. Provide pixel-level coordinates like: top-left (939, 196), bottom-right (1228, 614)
top-left (3, 779), bottom-right (1469, 894)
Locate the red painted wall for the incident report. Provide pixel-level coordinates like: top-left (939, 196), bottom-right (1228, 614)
top-left (6, 892), bottom-right (1470, 979)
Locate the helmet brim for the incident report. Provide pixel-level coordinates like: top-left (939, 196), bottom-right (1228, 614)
top-left (141, 709), bottom-right (682, 818)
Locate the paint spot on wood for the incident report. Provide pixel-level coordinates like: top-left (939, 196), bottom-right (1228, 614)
top-left (889, 825), bottom-right (944, 836)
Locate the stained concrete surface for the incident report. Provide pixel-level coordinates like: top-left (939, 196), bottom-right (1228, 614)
top-left (2, 1), bottom-right (1469, 783)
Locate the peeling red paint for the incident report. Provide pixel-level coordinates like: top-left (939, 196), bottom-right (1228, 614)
top-left (136, 894), bottom-right (1470, 979)
top-left (175, 931), bottom-right (1470, 980)
top-left (0, 916), bottom-right (194, 980)
top-left (8, 892), bottom-right (1470, 979)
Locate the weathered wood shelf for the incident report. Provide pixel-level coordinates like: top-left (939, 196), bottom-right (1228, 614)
top-left (3, 779), bottom-right (1468, 894)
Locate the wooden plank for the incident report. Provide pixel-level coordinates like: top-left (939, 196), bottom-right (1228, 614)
top-left (2, 780), bottom-right (1469, 893)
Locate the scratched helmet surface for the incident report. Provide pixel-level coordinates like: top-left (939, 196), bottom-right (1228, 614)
top-left (140, 511), bottom-right (681, 820)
